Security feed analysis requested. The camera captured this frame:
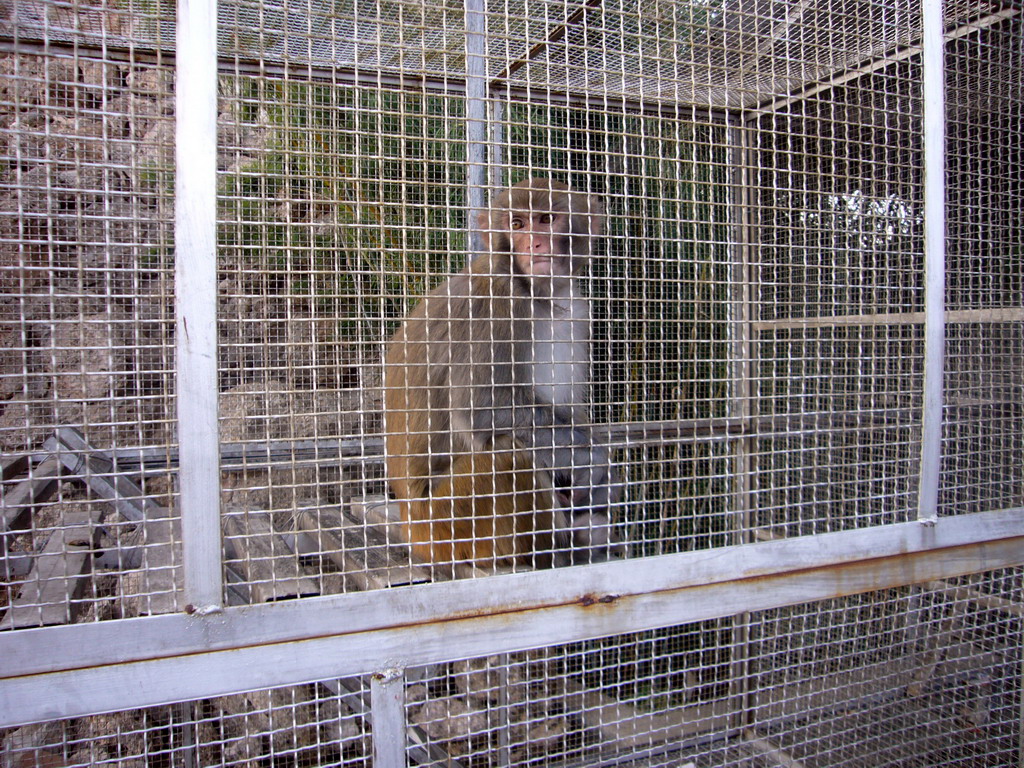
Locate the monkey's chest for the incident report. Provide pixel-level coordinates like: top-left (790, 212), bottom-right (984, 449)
top-left (525, 300), bottom-right (590, 407)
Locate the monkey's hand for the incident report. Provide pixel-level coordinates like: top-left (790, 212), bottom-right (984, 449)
top-left (523, 426), bottom-right (619, 508)
top-left (515, 425), bottom-right (625, 565)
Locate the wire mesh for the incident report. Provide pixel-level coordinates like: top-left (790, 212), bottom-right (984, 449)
top-left (0, 0), bottom-right (1021, 764)
top-left (404, 620), bottom-right (735, 766)
top-left (1, 571), bottom-right (1019, 764)
top-left (1, 678), bottom-right (373, 766)
top-left (395, 572), bottom-right (1022, 767)
top-left (940, 15), bottom-right (1024, 518)
top-left (739, 572), bottom-right (1023, 768)
top-left (0, 20), bottom-right (180, 624)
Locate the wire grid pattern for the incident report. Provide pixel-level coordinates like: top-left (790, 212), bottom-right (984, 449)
top-left (0, 678), bottom-right (373, 766)
top-left (940, 16), bottom-right (1024, 517)
top-left (212, 68), bottom-right (738, 578)
top-left (0, 0), bottom-right (1021, 764)
top-left (0, 573), bottom-right (1017, 766)
top-left (399, 577), bottom-right (1021, 767)
top-left (748, 53), bottom-right (926, 536)
top-left (0, 19), bottom-right (181, 624)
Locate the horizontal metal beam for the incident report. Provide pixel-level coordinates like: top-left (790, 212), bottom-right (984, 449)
top-left (752, 307), bottom-right (1024, 333)
top-left (0, 508), bottom-right (1021, 727)
top-left (31, 406), bottom-right (925, 474)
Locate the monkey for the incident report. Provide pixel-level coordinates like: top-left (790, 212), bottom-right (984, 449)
top-left (384, 177), bottom-right (622, 575)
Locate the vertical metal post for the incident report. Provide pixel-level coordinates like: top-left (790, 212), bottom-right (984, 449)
top-left (170, 701), bottom-right (198, 768)
top-left (495, 656), bottom-right (512, 767)
top-left (489, 100), bottom-right (505, 191)
top-left (726, 118), bottom-right (756, 731)
top-left (465, 0), bottom-right (489, 251)
top-left (370, 669), bottom-right (407, 768)
top-left (726, 119), bottom-right (755, 545)
top-left (176, 0), bottom-right (223, 611)
top-left (917, 0), bottom-right (946, 524)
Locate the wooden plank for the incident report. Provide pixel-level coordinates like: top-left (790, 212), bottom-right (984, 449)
top-left (742, 730), bottom-right (807, 768)
top-left (0, 454), bottom-right (29, 482)
top-left (224, 511), bottom-right (319, 603)
top-left (52, 429), bottom-right (164, 523)
top-left (0, 552), bottom-right (32, 581)
top-left (0, 509), bottom-right (96, 629)
top-left (562, 679), bottom-right (731, 749)
top-left (296, 509), bottom-right (379, 592)
top-left (348, 497), bottom-right (434, 586)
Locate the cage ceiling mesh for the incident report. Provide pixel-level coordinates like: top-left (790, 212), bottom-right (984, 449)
top-left (3, 0), bottom-right (1014, 107)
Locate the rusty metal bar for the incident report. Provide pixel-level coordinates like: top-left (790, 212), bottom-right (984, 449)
top-left (2, 508), bottom-right (1021, 728)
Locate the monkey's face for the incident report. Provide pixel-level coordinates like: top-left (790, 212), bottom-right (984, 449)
top-left (478, 178), bottom-right (604, 287)
top-left (509, 210), bottom-right (576, 279)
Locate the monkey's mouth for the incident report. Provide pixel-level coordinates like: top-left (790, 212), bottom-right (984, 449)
top-left (529, 255), bottom-right (554, 274)
top-left (532, 255), bottom-right (575, 277)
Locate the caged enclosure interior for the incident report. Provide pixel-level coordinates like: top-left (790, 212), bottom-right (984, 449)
top-left (0, 0), bottom-right (1022, 763)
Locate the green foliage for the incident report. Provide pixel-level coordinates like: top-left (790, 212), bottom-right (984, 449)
top-left (218, 77), bottom-right (467, 343)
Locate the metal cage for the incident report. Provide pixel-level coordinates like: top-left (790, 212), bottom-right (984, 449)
top-left (1, 0), bottom-right (1021, 765)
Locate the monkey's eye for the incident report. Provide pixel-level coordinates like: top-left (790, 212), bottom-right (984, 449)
top-left (538, 213), bottom-right (554, 225)
top-left (510, 217), bottom-right (525, 230)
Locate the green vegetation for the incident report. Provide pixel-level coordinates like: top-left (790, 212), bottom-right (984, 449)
top-left (218, 77), bottom-right (468, 343)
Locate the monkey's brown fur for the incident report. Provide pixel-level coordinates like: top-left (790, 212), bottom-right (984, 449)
top-left (404, 438), bottom-right (563, 570)
top-left (384, 178), bottom-right (605, 572)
